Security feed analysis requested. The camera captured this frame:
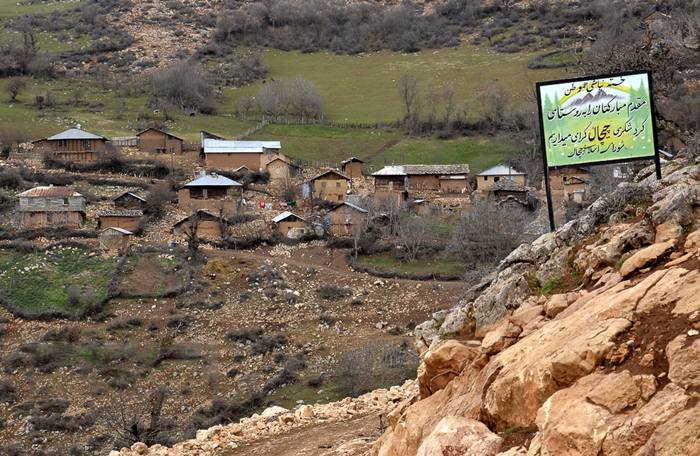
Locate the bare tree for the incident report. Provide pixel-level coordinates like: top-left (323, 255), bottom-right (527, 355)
top-left (144, 183), bottom-right (175, 218)
top-left (255, 76), bottom-right (324, 119)
top-left (398, 73), bottom-right (420, 117)
top-left (149, 61), bottom-right (216, 114)
top-left (477, 85), bottom-right (510, 131)
top-left (101, 387), bottom-right (173, 448)
top-left (183, 211), bottom-right (201, 257)
top-left (5, 77), bottom-right (26, 102)
top-left (442, 85), bottom-right (456, 127)
top-left (395, 215), bottom-right (430, 263)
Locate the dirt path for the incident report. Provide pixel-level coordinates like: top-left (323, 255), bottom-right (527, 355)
top-left (363, 140), bottom-right (401, 162)
top-left (221, 412), bottom-right (386, 456)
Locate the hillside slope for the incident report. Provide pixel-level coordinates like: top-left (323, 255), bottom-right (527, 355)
top-left (109, 148), bottom-right (700, 456)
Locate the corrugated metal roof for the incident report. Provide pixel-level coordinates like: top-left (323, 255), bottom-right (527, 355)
top-left (113, 192), bottom-right (146, 202)
top-left (16, 186), bottom-right (83, 197)
top-left (203, 139), bottom-right (281, 154)
top-left (330, 202), bottom-right (368, 213)
top-left (181, 174), bottom-right (242, 187)
top-left (45, 128), bottom-right (107, 141)
top-left (371, 165), bottom-right (405, 176)
top-left (476, 164), bottom-right (525, 176)
top-left (101, 227), bottom-right (133, 235)
top-left (272, 211), bottom-right (304, 223)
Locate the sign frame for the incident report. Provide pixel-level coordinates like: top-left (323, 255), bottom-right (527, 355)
top-left (536, 70), bottom-right (662, 232)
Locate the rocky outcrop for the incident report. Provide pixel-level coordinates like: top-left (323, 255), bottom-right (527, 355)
top-left (372, 152), bottom-right (700, 456)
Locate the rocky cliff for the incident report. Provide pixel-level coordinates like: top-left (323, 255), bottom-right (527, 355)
top-left (371, 150), bottom-right (700, 456)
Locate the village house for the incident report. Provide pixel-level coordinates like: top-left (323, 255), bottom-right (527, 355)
top-left (546, 167), bottom-right (591, 191)
top-left (172, 209), bottom-right (230, 238)
top-left (98, 209), bottom-right (143, 231)
top-left (306, 170), bottom-right (350, 202)
top-left (177, 173), bottom-right (243, 212)
top-left (136, 127), bottom-right (183, 155)
top-left (340, 157), bottom-right (364, 180)
top-left (113, 192), bottom-right (147, 210)
top-left (372, 164), bottom-right (471, 201)
top-left (202, 139), bottom-right (285, 171)
top-left (487, 179), bottom-right (531, 209)
top-left (266, 158), bottom-right (302, 179)
top-left (32, 127), bottom-right (109, 163)
top-left (327, 202), bottom-right (368, 236)
top-left (476, 164), bottom-right (526, 191)
top-left (15, 186), bottom-right (86, 228)
top-left (272, 211), bottom-right (307, 237)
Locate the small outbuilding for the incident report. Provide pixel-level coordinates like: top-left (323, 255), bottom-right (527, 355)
top-left (272, 211), bottom-right (306, 237)
top-left (98, 209), bottom-right (143, 231)
top-left (340, 157), bottom-right (364, 180)
top-left (172, 209), bottom-right (229, 237)
top-left (137, 127), bottom-right (183, 155)
top-left (113, 192), bottom-right (147, 210)
top-left (100, 227), bottom-right (133, 250)
top-left (328, 202), bottom-right (368, 236)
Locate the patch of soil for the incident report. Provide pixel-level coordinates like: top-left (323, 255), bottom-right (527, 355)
top-left (120, 255), bottom-right (184, 294)
top-left (499, 425), bottom-right (538, 452)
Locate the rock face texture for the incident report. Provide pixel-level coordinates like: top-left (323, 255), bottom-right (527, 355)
top-left (371, 153), bottom-right (700, 456)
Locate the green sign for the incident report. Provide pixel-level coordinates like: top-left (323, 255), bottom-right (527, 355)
top-left (537, 71), bottom-right (658, 168)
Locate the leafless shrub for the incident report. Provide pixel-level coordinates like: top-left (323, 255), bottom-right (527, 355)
top-left (0, 380), bottom-right (18, 403)
top-left (318, 284), bottom-right (352, 300)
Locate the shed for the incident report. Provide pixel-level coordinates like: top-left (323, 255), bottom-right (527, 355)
top-left (137, 127), bottom-right (183, 154)
top-left (272, 211), bottom-right (307, 237)
top-left (172, 209), bottom-right (230, 237)
top-left (113, 192), bottom-right (147, 210)
top-left (328, 202), bottom-right (368, 236)
top-left (100, 227), bottom-right (133, 250)
top-left (99, 209), bottom-right (143, 231)
top-left (340, 157), bottom-right (364, 180)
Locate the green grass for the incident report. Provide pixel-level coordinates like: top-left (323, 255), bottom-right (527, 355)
top-left (0, 0), bottom-right (82, 21)
top-left (0, 244), bottom-right (116, 314)
top-left (356, 252), bottom-right (465, 276)
top-left (540, 278), bottom-right (563, 297)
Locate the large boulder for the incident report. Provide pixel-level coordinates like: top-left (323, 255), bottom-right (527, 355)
top-left (415, 417), bottom-right (502, 456)
top-left (666, 334), bottom-right (700, 387)
top-left (619, 240), bottom-right (675, 277)
top-left (535, 247), bottom-right (570, 286)
top-left (417, 340), bottom-right (484, 398)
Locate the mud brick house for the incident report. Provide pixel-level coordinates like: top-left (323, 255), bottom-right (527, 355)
top-left (16, 186), bottom-right (86, 228)
top-left (136, 127), bottom-right (183, 154)
top-left (306, 170), bottom-right (350, 202)
top-left (341, 157), bottom-right (364, 180)
top-left (545, 167), bottom-right (591, 191)
top-left (371, 165), bottom-right (408, 207)
top-left (266, 158), bottom-right (301, 179)
top-left (328, 202), bottom-right (368, 236)
top-left (113, 192), bottom-right (147, 210)
top-left (177, 173), bottom-right (242, 212)
top-left (476, 164), bottom-right (526, 190)
top-left (98, 209), bottom-right (143, 231)
top-left (487, 179), bottom-right (530, 208)
top-left (272, 211), bottom-right (306, 236)
top-left (31, 127), bottom-right (108, 163)
top-left (403, 164), bottom-right (470, 192)
top-left (202, 139), bottom-right (283, 170)
top-left (172, 209), bottom-right (230, 237)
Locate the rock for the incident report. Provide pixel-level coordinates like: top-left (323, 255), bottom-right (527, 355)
top-left (666, 334), bottom-right (700, 387)
top-left (415, 416), bottom-right (502, 456)
top-left (260, 405), bottom-right (288, 418)
top-left (685, 229), bottom-right (700, 249)
top-left (295, 405), bottom-right (315, 419)
top-left (415, 321), bottom-right (440, 355)
top-left (387, 393), bottom-right (420, 429)
top-left (509, 305), bottom-right (544, 329)
top-left (130, 443), bottom-right (148, 455)
top-left (631, 402), bottom-right (700, 456)
top-left (640, 353), bottom-right (655, 367)
top-left (418, 340), bottom-right (483, 398)
top-left (619, 240), bottom-right (675, 277)
top-left (279, 413), bottom-right (296, 425)
top-left (481, 322), bottom-right (522, 356)
top-left (655, 220), bottom-right (683, 243)
top-left (585, 371), bottom-right (650, 413)
top-left (535, 247), bottom-right (570, 286)
top-left (544, 294), bottom-right (569, 318)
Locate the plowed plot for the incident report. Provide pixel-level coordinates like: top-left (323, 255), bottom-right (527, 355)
top-left (119, 253), bottom-right (186, 295)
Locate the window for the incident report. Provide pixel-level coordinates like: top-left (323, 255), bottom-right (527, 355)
top-left (484, 176), bottom-right (488, 181)
top-left (226, 188), bottom-right (231, 196)
top-left (83, 140), bottom-right (91, 149)
top-left (494, 177), bottom-right (500, 182)
top-left (36, 141), bottom-right (43, 148)
top-left (321, 182), bottom-right (326, 188)
top-left (62, 198), bottom-right (69, 206)
top-left (59, 139), bottom-right (67, 148)
top-left (276, 168), bottom-right (280, 174)
top-left (336, 182), bottom-right (340, 188)
top-left (202, 189), bottom-right (208, 197)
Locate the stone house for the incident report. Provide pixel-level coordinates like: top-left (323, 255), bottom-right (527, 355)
top-left (308, 170), bottom-right (350, 202)
top-left (328, 202), bottom-right (368, 236)
top-left (113, 192), bottom-right (147, 210)
top-left (487, 179), bottom-right (530, 205)
top-left (16, 186), bottom-right (86, 228)
top-left (98, 209), bottom-right (143, 231)
top-left (476, 164), bottom-right (526, 191)
top-left (272, 211), bottom-right (306, 237)
top-left (178, 173), bottom-right (243, 212)
top-left (172, 209), bottom-right (229, 238)
top-left (136, 127), bottom-right (183, 155)
top-left (32, 127), bottom-right (108, 163)
top-left (403, 164), bottom-right (470, 192)
top-left (202, 139), bottom-right (283, 171)
top-left (341, 157), bottom-right (364, 180)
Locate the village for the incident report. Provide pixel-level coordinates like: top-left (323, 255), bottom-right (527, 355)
top-left (5, 124), bottom-right (603, 250)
